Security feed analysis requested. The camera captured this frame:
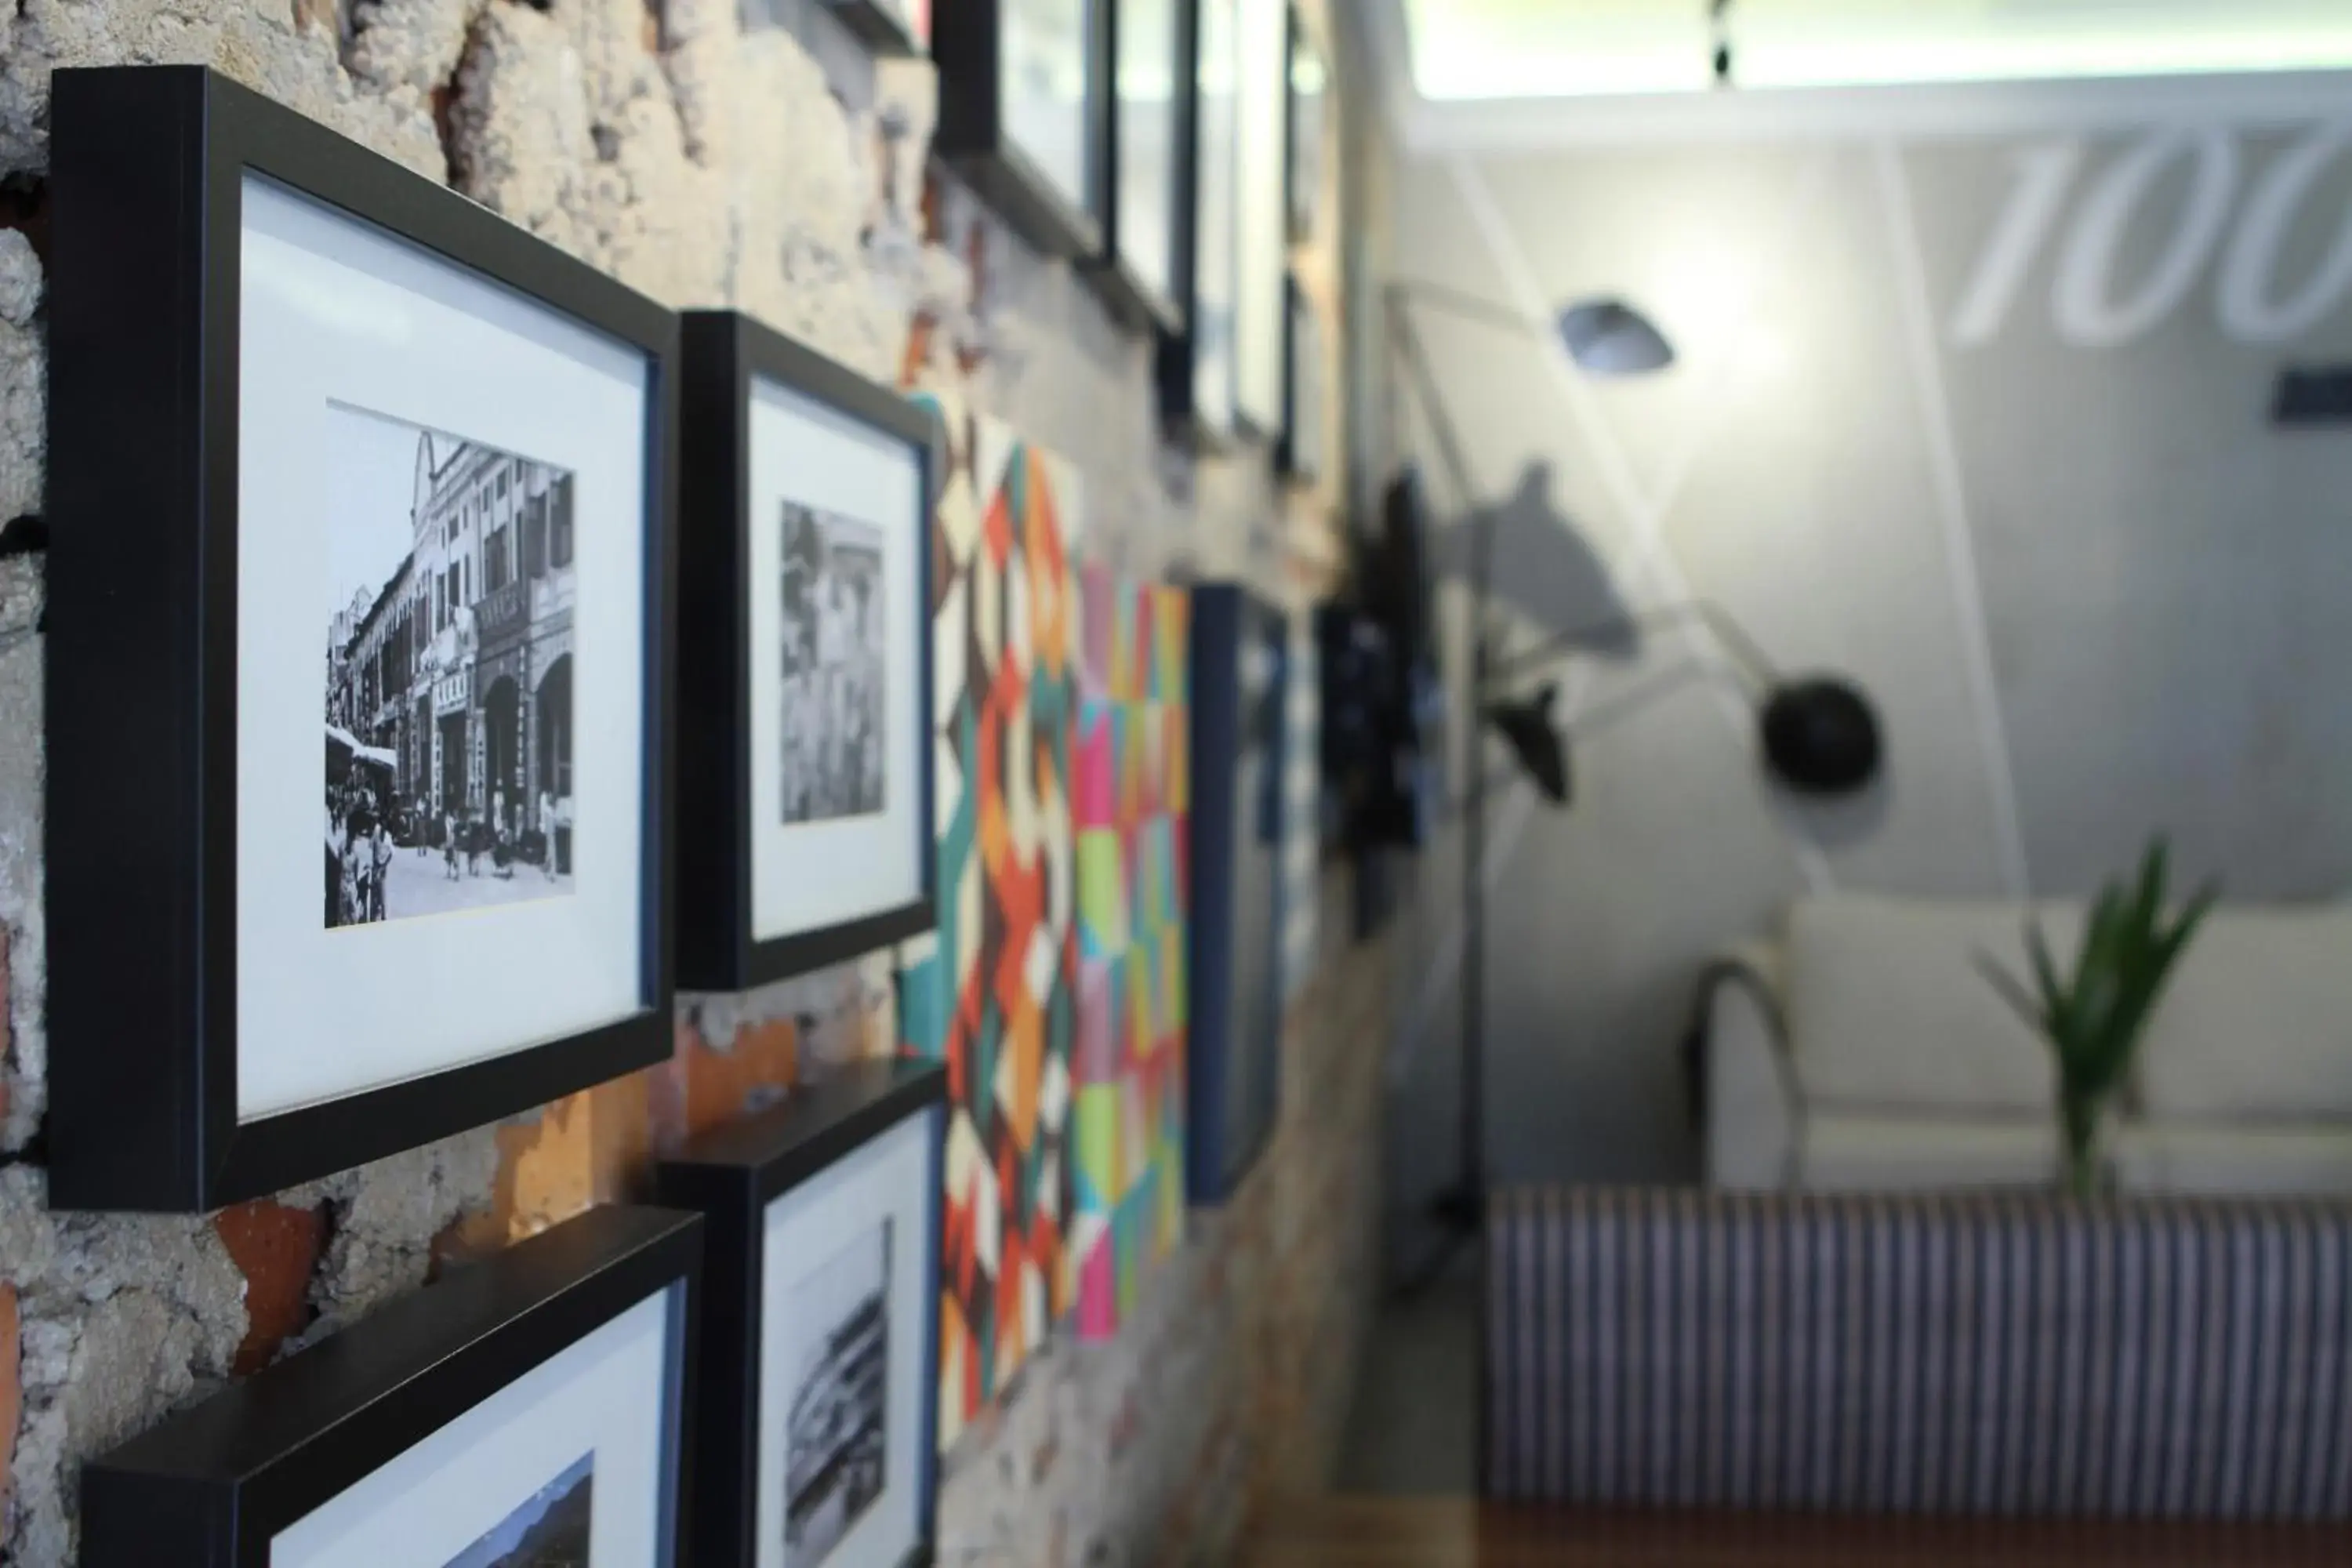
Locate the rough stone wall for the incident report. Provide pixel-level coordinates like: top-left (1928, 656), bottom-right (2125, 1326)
top-left (0, 0), bottom-right (1380, 1562)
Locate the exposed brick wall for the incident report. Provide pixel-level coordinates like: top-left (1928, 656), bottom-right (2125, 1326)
top-left (0, 1), bottom-right (1384, 1562)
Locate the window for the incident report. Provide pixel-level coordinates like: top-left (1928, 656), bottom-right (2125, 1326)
top-left (485, 527), bottom-right (509, 593)
top-left (496, 470), bottom-right (510, 499)
top-left (550, 474), bottom-right (575, 569)
top-left (522, 492), bottom-right (546, 579)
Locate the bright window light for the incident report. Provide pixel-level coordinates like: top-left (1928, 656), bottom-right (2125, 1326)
top-left (1735, 0), bottom-right (2352, 88)
top-left (1404, 0), bottom-right (1714, 102)
top-left (1404, 0), bottom-right (2352, 103)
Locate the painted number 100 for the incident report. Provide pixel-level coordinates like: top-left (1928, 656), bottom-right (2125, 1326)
top-left (1950, 122), bottom-right (2352, 349)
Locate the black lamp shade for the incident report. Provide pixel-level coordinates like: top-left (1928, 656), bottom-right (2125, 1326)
top-left (1487, 684), bottom-right (1573, 806)
top-left (1760, 677), bottom-right (1882, 796)
top-left (1558, 299), bottom-right (1676, 377)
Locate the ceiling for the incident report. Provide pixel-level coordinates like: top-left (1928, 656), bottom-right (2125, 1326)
top-left (1398, 0), bottom-right (2352, 102)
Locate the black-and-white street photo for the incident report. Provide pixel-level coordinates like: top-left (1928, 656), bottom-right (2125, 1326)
top-left (781, 1219), bottom-right (892, 1568)
top-left (781, 503), bottom-right (887, 826)
top-left (324, 405), bottom-right (579, 929)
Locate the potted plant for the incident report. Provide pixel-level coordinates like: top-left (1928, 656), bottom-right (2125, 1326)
top-left (1979, 838), bottom-right (2215, 1200)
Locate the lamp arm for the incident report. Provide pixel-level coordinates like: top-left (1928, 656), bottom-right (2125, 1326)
top-left (1386, 279), bottom-right (1552, 339)
top-left (1384, 289), bottom-right (1484, 517)
top-left (1485, 601), bottom-right (1781, 694)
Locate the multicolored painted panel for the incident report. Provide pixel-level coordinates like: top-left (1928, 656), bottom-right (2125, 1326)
top-left (1071, 565), bottom-right (1189, 1340)
top-left (897, 396), bottom-right (1081, 1446)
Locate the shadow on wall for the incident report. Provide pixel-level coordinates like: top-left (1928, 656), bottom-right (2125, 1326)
top-left (1433, 461), bottom-right (1640, 660)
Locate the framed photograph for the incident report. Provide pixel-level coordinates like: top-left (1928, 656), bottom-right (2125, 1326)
top-left (82, 1206), bottom-right (701, 1568)
top-left (1284, 4), bottom-right (1326, 245)
top-left (1185, 584), bottom-right (1289, 1204)
top-left (935, 0), bottom-right (1107, 260)
top-left (675, 313), bottom-right (938, 993)
top-left (1155, 0), bottom-right (1238, 443)
top-left (1279, 271), bottom-right (1324, 483)
top-left (1083, 0), bottom-right (1189, 335)
top-left (655, 1059), bottom-right (946, 1568)
top-left (1230, 0), bottom-right (1288, 437)
top-left (824, 0), bottom-right (929, 55)
top-left (44, 66), bottom-right (677, 1212)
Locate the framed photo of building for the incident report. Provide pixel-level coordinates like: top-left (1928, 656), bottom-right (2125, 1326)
top-left (81, 1206), bottom-right (702, 1568)
top-left (1083, 0), bottom-right (1188, 336)
top-left (44, 66), bottom-right (678, 1211)
top-left (1184, 584), bottom-right (1289, 1204)
top-left (655, 1060), bottom-right (946, 1568)
top-left (824, 0), bottom-right (929, 55)
top-left (935, 0), bottom-right (1107, 260)
top-left (675, 312), bottom-right (938, 993)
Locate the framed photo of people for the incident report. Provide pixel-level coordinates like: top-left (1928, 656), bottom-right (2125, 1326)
top-left (674, 311), bottom-right (938, 992)
top-left (934, 0), bottom-right (1108, 260)
top-left (1083, 0), bottom-right (1188, 335)
top-left (43, 66), bottom-right (679, 1212)
top-left (655, 1060), bottom-right (947, 1568)
top-left (81, 1206), bottom-right (702, 1568)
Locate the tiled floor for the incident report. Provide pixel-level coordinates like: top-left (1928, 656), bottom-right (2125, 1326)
top-left (1335, 1255), bottom-right (1479, 1495)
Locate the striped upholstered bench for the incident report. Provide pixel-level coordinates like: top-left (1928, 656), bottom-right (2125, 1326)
top-left (1486, 1185), bottom-right (2352, 1519)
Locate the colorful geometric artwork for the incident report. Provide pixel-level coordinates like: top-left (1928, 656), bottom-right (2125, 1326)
top-left (1070, 564), bottom-right (1190, 1341)
top-left (895, 395), bottom-right (1082, 1447)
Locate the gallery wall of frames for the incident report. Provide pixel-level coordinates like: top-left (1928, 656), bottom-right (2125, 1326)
top-left (34, 3), bottom-right (1345, 1562)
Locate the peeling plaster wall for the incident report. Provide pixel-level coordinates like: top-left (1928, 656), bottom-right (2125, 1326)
top-left (0, 0), bottom-right (1383, 1563)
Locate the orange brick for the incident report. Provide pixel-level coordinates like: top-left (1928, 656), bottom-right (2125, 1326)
top-left (213, 1200), bottom-right (328, 1375)
top-left (667, 1014), bottom-right (799, 1145)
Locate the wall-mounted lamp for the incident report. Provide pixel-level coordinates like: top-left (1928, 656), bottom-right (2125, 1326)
top-left (1385, 273), bottom-right (1883, 1294)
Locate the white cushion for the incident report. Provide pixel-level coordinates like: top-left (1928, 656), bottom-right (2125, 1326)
top-left (1784, 895), bottom-right (2069, 1116)
top-left (2114, 1122), bottom-right (2352, 1197)
top-left (2134, 909), bottom-right (2352, 1121)
top-left (1798, 1114), bottom-right (2059, 1192)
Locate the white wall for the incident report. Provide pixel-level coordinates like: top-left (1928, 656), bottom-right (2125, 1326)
top-left (1387, 74), bottom-right (2352, 1195)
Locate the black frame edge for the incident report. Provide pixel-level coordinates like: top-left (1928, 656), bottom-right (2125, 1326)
top-left (673, 310), bottom-right (942, 996)
top-left (45, 65), bottom-right (681, 1212)
top-left (827, 0), bottom-right (925, 56)
top-left (935, 0), bottom-right (1109, 261)
top-left (81, 1206), bottom-right (705, 1568)
top-left (654, 1061), bottom-right (947, 1568)
top-left (47, 66), bottom-right (213, 1211)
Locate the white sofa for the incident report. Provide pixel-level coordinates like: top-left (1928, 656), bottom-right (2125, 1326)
top-left (1704, 894), bottom-right (2352, 1196)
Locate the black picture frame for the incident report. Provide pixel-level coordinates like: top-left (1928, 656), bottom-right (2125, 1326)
top-left (655, 1058), bottom-right (946, 1568)
top-left (826, 0), bottom-right (928, 56)
top-left (675, 311), bottom-right (941, 993)
top-left (1083, 0), bottom-right (1187, 336)
top-left (935, 0), bottom-right (1109, 260)
top-left (81, 1206), bottom-right (703, 1568)
top-left (1283, 2), bottom-right (1325, 246)
top-left (44, 65), bottom-right (680, 1213)
top-left (1153, 0), bottom-right (1237, 446)
top-left (1185, 583), bottom-right (1288, 1204)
